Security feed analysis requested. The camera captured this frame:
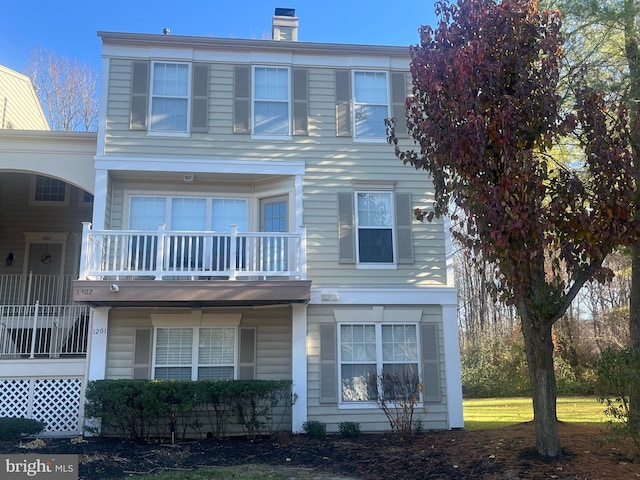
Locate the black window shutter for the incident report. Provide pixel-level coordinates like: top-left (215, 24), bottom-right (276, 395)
top-left (130, 61), bottom-right (149, 130)
top-left (421, 324), bottom-right (442, 403)
top-left (191, 63), bottom-right (209, 133)
top-left (395, 192), bottom-right (414, 264)
top-left (133, 327), bottom-right (152, 379)
top-left (319, 323), bottom-right (338, 404)
top-left (234, 66), bottom-right (251, 134)
top-left (239, 327), bottom-right (256, 379)
top-left (391, 71), bottom-right (408, 137)
top-left (338, 192), bottom-right (356, 264)
top-left (335, 70), bottom-right (352, 137)
top-left (293, 68), bottom-right (309, 136)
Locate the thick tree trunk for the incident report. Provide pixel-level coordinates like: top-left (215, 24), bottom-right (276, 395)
top-left (521, 318), bottom-right (561, 457)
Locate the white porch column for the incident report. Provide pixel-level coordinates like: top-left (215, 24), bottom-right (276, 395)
top-left (291, 302), bottom-right (308, 433)
top-left (442, 303), bottom-right (464, 428)
top-left (91, 169), bottom-right (108, 230)
top-left (86, 306), bottom-right (110, 381)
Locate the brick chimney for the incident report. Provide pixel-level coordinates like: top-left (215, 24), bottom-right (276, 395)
top-left (272, 8), bottom-right (298, 41)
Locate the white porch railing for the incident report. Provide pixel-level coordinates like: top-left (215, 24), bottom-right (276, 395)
top-left (79, 222), bottom-right (307, 280)
top-left (0, 273), bottom-right (74, 305)
top-left (0, 303), bottom-right (90, 358)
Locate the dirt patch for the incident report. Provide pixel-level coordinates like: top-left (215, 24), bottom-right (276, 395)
top-left (1, 422), bottom-right (639, 479)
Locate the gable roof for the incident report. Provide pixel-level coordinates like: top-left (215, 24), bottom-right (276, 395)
top-left (0, 64), bottom-right (49, 130)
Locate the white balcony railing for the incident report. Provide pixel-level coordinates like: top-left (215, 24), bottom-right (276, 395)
top-left (0, 273), bottom-right (74, 305)
top-left (0, 303), bottom-right (90, 358)
top-left (79, 222), bottom-right (307, 280)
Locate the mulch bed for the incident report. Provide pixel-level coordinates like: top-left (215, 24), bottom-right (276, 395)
top-left (1, 422), bottom-right (639, 479)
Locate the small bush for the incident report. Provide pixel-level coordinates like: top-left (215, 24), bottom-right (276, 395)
top-left (302, 420), bottom-right (326, 437)
top-left (594, 347), bottom-right (640, 459)
top-left (338, 421), bottom-right (361, 437)
top-left (0, 417), bottom-right (46, 442)
top-left (375, 370), bottom-right (423, 437)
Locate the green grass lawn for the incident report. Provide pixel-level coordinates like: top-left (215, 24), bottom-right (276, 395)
top-left (463, 396), bottom-right (607, 430)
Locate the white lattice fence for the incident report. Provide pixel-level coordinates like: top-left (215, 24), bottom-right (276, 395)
top-left (0, 377), bottom-right (83, 435)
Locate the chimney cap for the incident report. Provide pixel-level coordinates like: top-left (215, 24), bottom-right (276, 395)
top-left (274, 7), bottom-right (295, 17)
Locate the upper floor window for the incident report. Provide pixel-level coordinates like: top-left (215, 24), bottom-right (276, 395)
top-left (253, 66), bottom-right (290, 135)
top-left (234, 66), bottom-right (308, 137)
top-left (335, 70), bottom-right (407, 140)
top-left (338, 189), bottom-right (414, 266)
top-left (150, 62), bottom-right (190, 132)
top-left (356, 191), bottom-right (394, 263)
top-left (128, 196), bottom-right (248, 231)
top-left (353, 72), bottom-right (389, 138)
top-left (130, 61), bottom-right (209, 134)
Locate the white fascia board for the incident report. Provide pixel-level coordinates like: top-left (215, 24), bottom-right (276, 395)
top-left (310, 286), bottom-right (458, 306)
top-left (94, 155), bottom-right (305, 176)
top-left (103, 44), bottom-right (407, 70)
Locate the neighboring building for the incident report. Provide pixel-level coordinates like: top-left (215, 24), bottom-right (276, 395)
top-left (0, 64), bottom-right (95, 436)
top-left (0, 64), bottom-right (49, 130)
top-left (0, 10), bottom-right (463, 435)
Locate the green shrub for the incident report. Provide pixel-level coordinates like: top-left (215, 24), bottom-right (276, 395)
top-left (594, 347), bottom-right (640, 459)
top-left (85, 379), bottom-right (294, 441)
top-left (0, 417), bottom-right (46, 442)
top-left (338, 421), bottom-right (361, 437)
top-left (302, 420), bottom-right (326, 437)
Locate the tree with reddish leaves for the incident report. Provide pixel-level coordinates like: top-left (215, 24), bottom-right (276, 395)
top-left (388, 0), bottom-right (640, 457)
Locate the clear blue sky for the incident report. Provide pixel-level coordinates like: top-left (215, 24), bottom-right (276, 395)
top-left (0, 1), bottom-right (438, 74)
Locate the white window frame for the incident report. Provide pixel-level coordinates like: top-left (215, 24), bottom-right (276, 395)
top-left (338, 322), bottom-right (421, 408)
top-left (251, 65), bottom-right (292, 139)
top-left (352, 70), bottom-right (390, 141)
top-left (152, 326), bottom-right (238, 381)
top-left (149, 61), bottom-right (191, 135)
top-left (354, 191), bottom-right (396, 266)
top-left (29, 175), bottom-right (69, 206)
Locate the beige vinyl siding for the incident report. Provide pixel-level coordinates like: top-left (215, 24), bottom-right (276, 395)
top-left (0, 65), bottom-right (49, 130)
top-left (104, 307), bottom-right (292, 381)
top-left (306, 305), bottom-right (449, 433)
top-left (102, 59), bottom-right (447, 287)
top-left (105, 59), bottom-right (135, 133)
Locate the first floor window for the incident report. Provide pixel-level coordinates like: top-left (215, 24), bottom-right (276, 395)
top-left (154, 326), bottom-right (236, 380)
top-left (339, 323), bottom-right (419, 403)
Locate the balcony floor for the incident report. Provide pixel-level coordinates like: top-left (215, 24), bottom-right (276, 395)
top-left (72, 279), bottom-right (312, 307)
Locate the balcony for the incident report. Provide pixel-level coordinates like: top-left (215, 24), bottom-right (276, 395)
top-left (79, 223), bottom-right (307, 280)
top-left (74, 223), bottom-right (311, 308)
